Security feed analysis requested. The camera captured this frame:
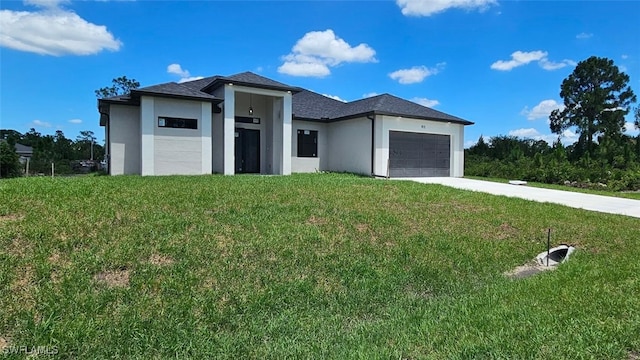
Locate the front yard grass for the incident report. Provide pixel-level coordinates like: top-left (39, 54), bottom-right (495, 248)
top-left (1, 173), bottom-right (639, 359)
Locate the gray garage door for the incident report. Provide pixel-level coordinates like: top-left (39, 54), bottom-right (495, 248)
top-left (389, 131), bottom-right (450, 177)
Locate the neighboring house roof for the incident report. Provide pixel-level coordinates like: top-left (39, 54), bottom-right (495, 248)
top-left (0, 140), bottom-right (33, 156)
top-left (98, 71), bottom-right (473, 125)
top-left (14, 143), bottom-right (33, 156)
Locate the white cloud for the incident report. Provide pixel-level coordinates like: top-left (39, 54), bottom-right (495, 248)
top-left (491, 50), bottom-right (574, 71)
top-left (278, 61), bottom-right (330, 77)
top-left (539, 58), bottom-right (576, 70)
top-left (576, 32), bottom-right (593, 39)
top-left (619, 65), bottom-right (628, 72)
top-left (507, 127), bottom-right (578, 145)
top-left (621, 54), bottom-right (629, 59)
top-left (31, 119), bottom-right (51, 127)
top-left (389, 63), bottom-right (445, 84)
top-left (362, 92), bottom-right (379, 98)
top-left (411, 97), bottom-right (440, 107)
top-left (396, 0), bottom-right (497, 17)
top-left (322, 93), bottom-right (347, 102)
top-left (68, 118), bottom-right (82, 124)
top-left (167, 63), bottom-right (203, 83)
top-left (520, 99), bottom-right (565, 120)
top-left (464, 139), bottom-right (477, 149)
top-left (0, 2), bottom-right (122, 56)
top-left (508, 128), bottom-right (540, 138)
top-left (278, 29), bottom-right (376, 77)
top-left (491, 50), bottom-right (547, 71)
top-left (624, 122), bottom-right (639, 136)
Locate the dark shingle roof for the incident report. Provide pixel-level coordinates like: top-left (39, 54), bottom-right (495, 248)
top-left (330, 94), bottom-right (472, 124)
top-left (292, 92), bottom-right (473, 125)
top-left (292, 90), bottom-right (346, 120)
top-left (14, 143), bottom-right (33, 155)
top-left (178, 76), bottom-right (220, 91)
top-left (97, 71), bottom-right (472, 125)
top-left (201, 72), bottom-right (301, 93)
top-left (133, 82), bottom-right (221, 102)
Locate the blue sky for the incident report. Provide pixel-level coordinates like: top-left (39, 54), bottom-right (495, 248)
top-left (1, 0), bottom-right (639, 147)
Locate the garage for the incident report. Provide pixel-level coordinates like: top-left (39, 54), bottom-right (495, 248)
top-left (388, 131), bottom-right (450, 177)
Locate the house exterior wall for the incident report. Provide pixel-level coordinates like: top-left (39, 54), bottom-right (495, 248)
top-left (109, 105), bottom-right (140, 175)
top-left (291, 120), bottom-right (328, 173)
top-left (152, 98), bottom-right (206, 175)
top-left (327, 117), bottom-right (372, 175)
top-left (376, 115), bottom-right (465, 177)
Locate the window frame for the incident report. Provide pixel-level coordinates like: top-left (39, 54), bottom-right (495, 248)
top-left (157, 116), bottom-right (198, 130)
top-left (297, 129), bottom-right (318, 158)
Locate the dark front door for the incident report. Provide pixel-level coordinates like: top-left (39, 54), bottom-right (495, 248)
top-left (235, 128), bottom-right (260, 173)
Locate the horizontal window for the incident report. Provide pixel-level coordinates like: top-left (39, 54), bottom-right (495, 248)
top-left (158, 117), bottom-right (197, 129)
top-left (297, 129), bottom-right (317, 158)
top-left (235, 116), bottom-right (261, 124)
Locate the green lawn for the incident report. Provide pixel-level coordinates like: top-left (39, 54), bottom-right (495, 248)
top-left (466, 175), bottom-right (640, 200)
top-left (1, 174), bottom-right (639, 359)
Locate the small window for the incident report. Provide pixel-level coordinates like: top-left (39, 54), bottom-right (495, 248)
top-left (297, 129), bottom-right (317, 157)
top-left (235, 116), bottom-right (261, 124)
top-left (158, 117), bottom-right (197, 129)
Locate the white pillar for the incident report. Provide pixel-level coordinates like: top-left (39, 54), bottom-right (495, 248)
top-left (271, 97), bottom-right (283, 174)
top-left (140, 96), bottom-right (155, 176)
top-left (281, 92), bottom-right (292, 175)
top-left (201, 102), bottom-right (212, 174)
top-left (223, 85), bottom-right (235, 175)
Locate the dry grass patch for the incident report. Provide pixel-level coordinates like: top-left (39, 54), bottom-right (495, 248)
top-left (495, 222), bottom-right (519, 240)
top-left (11, 265), bottom-right (34, 291)
top-left (306, 215), bottom-right (328, 225)
top-left (504, 261), bottom-right (556, 279)
top-left (148, 254), bottom-right (175, 266)
top-left (93, 267), bottom-right (130, 288)
top-left (0, 213), bottom-right (23, 222)
top-left (0, 336), bottom-right (9, 352)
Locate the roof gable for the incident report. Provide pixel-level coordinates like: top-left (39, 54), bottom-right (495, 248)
top-left (201, 71), bottom-right (301, 93)
top-left (330, 94), bottom-right (472, 124)
top-left (134, 82), bottom-right (221, 102)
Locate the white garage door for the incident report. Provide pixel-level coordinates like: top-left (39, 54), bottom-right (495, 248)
top-left (389, 131), bottom-right (450, 177)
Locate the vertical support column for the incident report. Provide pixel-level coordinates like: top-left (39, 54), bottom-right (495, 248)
top-left (281, 92), bottom-right (292, 175)
top-left (140, 96), bottom-right (155, 176)
top-left (201, 102), bottom-right (212, 174)
top-left (271, 97), bottom-right (283, 174)
top-left (454, 124), bottom-right (464, 177)
top-left (223, 85), bottom-right (235, 175)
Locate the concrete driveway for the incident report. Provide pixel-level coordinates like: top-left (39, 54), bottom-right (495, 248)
top-left (396, 177), bottom-right (640, 219)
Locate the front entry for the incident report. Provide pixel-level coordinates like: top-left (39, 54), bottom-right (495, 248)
top-left (235, 128), bottom-right (260, 173)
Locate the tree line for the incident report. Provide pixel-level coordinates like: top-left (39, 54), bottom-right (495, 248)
top-left (466, 56), bottom-right (640, 191)
top-left (0, 129), bottom-right (105, 177)
top-left (1, 77), bottom-right (141, 178)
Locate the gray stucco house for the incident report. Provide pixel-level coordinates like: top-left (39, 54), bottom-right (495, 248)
top-left (98, 72), bottom-right (473, 177)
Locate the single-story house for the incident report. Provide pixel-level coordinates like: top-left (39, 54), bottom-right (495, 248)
top-left (98, 72), bottom-right (473, 177)
top-left (0, 140), bottom-right (33, 164)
